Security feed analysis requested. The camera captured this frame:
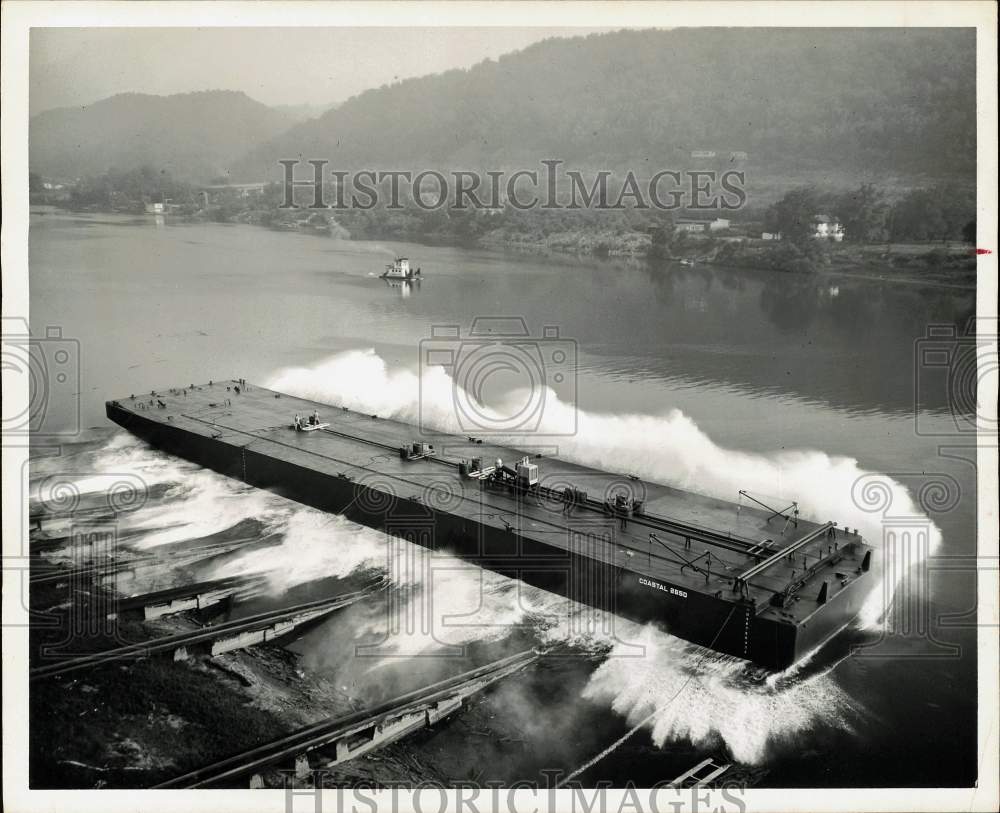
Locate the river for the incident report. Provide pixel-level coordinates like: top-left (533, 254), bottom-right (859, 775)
top-left (28, 210), bottom-right (978, 787)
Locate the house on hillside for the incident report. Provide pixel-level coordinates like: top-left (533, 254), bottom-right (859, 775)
top-left (812, 214), bottom-right (845, 241)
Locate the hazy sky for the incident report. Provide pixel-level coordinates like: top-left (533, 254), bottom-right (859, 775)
top-left (30, 27), bottom-right (610, 115)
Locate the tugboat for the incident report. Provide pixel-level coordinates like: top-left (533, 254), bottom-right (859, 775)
top-left (380, 257), bottom-right (421, 280)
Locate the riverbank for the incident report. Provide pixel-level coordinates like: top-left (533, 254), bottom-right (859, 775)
top-left (39, 201), bottom-right (977, 290)
top-left (473, 227), bottom-right (977, 289)
top-left (705, 239), bottom-right (977, 288)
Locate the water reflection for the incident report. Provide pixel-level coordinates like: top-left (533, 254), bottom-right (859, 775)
top-left (617, 258), bottom-right (976, 415)
top-left (29, 212), bottom-right (975, 420)
top-left (383, 277), bottom-right (420, 298)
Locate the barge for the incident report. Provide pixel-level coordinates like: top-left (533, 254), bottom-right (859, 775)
top-left (106, 381), bottom-right (874, 670)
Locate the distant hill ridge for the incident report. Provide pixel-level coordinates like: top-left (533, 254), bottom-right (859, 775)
top-left (31, 29), bottom-right (976, 187)
top-left (30, 90), bottom-right (302, 181)
top-left (235, 27), bottom-right (976, 184)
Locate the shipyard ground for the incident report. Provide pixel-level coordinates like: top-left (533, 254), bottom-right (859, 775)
top-left (29, 569), bottom-right (768, 790)
top-left (28, 565), bottom-right (564, 789)
top-left (29, 573), bottom-right (458, 788)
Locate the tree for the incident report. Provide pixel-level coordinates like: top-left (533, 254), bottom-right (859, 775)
top-left (765, 187), bottom-right (822, 245)
top-left (890, 189), bottom-right (939, 241)
top-left (67, 165), bottom-right (195, 211)
top-left (889, 187), bottom-right (973, 243)
top-left (834, 183), bottom-right (888, 242)
top-left (962, 219), bottom-right (976, 244)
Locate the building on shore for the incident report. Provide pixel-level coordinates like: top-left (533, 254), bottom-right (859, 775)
top-left (675, 215), bottom-right (732, 234)
top-left (812, 214), bottom-right (845, 241)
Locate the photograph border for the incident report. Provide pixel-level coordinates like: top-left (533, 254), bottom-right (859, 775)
top-left (3, 3), bottom-right (997, 812)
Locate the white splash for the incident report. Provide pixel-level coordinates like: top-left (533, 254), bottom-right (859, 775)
top-left (121, 469), bottom-right (288, 549)
top-left (581, 624), bottom-right (862, 765)
top-left (208, 508), bottom-right (384, 592)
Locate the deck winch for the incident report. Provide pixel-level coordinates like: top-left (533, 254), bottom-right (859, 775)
top-left (292, 410), bottom-right (330, 432)
top-left (400, 441), bottom-right (436, 461)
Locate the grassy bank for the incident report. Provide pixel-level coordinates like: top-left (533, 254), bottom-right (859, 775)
top-left (706, 238), bottom-right (977, 287)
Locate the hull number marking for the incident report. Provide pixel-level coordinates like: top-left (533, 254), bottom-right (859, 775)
top-left (639, 577), bottom-right (687, 598)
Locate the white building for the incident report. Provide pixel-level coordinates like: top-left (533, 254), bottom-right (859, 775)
top-left (675, 216), bottom-right (731, 233)
top-left (812, 214), bottom-right (845, 241)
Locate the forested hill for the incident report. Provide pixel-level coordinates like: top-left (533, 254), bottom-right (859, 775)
top-left (235, 27), bottom-right (975, 184)
top-left (30, 90), bottom-right (303, 181)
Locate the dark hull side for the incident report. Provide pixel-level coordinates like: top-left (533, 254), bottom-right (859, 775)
top-left (107, 403), bottom-right (868, 670)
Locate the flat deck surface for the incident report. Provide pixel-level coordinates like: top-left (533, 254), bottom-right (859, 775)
top-left (113, 381), bottom-right (863, 625)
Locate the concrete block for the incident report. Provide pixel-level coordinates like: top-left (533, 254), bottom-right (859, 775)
top-left (427, 696), bottom-right (463, 725)
top-left (145, 597), bottom-right (197, 620)
top-left (210, 628), bottom-right (265, 655)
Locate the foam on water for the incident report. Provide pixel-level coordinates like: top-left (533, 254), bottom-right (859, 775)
top-left (207, 508), bottom-right (385, 591)
top-left (580, 624), bottom-right (863, 765)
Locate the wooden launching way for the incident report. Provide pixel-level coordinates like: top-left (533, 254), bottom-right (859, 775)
top-left (28, 508), bottom-right (116, 533)
top-left (154, 649), bottom-right (540, 788)
top-left (29, 584), bottom-right (381, 681)
top-left (28, 537), bottom-right (261, 586)
top-left (110, 575), bottom-right (263, 620)
top-left (669, 757), bottom-right (733, 788)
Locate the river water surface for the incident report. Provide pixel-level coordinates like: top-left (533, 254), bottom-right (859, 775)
top-left (29, 210), bottom-right (979, 787)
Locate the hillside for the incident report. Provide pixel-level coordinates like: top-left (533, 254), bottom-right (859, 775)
top-left (235, 27), bottom-right (976, 186)
top-left (30, 90), bottom-right (301, 181)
